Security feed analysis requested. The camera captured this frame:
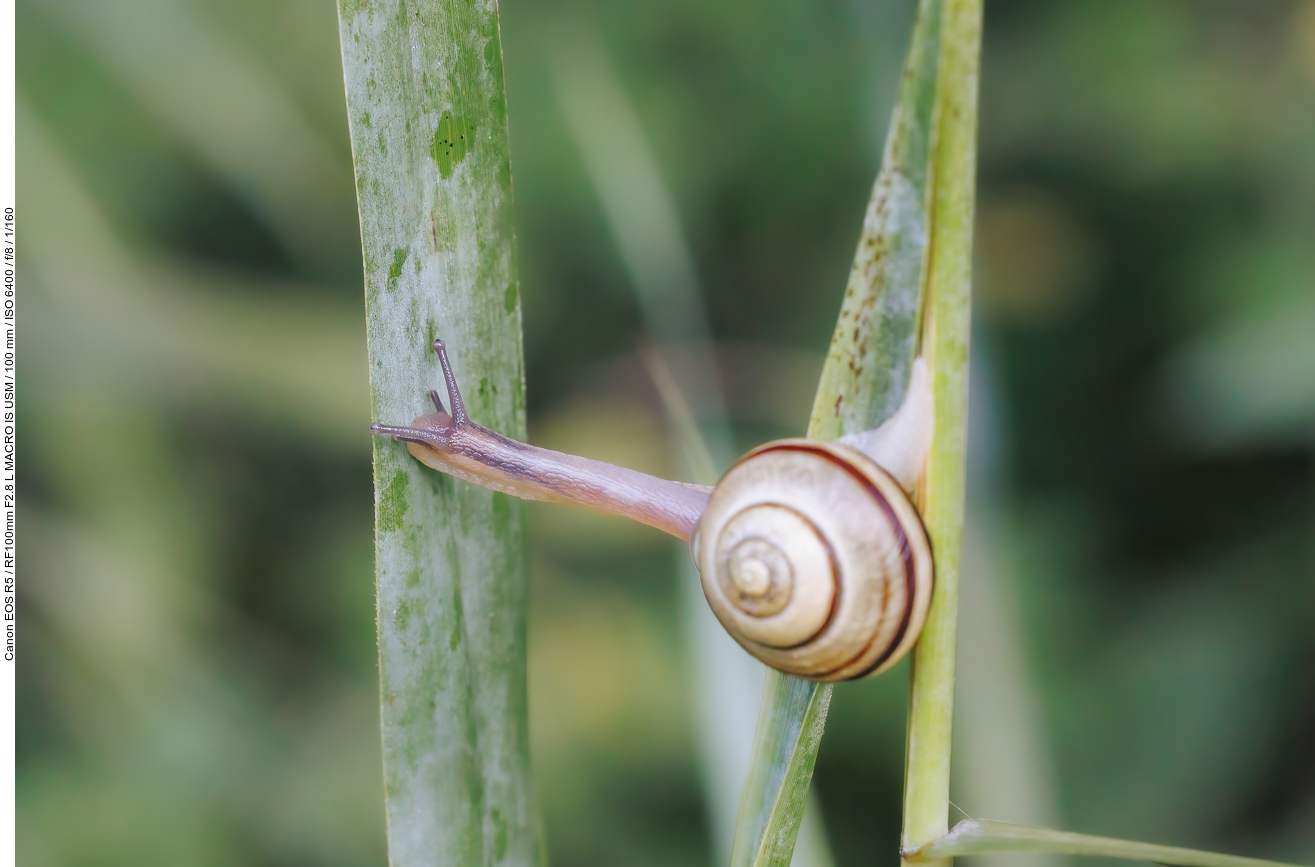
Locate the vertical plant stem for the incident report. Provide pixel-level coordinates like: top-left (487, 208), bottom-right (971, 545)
top-left (900, 0), bottom-right (982, 864)
top-left (337, 2), bottom-right (537, 865)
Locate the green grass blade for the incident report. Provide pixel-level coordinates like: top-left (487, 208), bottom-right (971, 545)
top-left (730, 673), bottom-right (834, 867)
top-left (906, 820), bottom-right (1310, 867)
top-left (336, 3), bottom-right (539, 865)
top-left (898, 2), bottom-right (981, 864)
top-left (808, 0), bottom-right (944, 441)
top-left (730, 3), bottom-right (945, 866)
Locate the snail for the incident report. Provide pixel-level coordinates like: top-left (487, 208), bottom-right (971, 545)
top-left (372, 339), bottom-right (935, 682)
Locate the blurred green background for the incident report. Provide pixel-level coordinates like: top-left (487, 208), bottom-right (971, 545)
top-left (17, 1), bottom-right (1315, 865)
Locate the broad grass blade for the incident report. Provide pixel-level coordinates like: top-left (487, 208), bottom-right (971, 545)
top-left (336, 2), bottom-right (539, 864)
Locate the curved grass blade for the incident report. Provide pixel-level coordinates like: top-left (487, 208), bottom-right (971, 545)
top-left (731, 2), bottom-right (945, 866)
top-left (905, 820), bottom-right (1310, 867)
top-left (336, 2), bottom-right (539, 865)
top-left (808, 0), bottom-right (945, 442)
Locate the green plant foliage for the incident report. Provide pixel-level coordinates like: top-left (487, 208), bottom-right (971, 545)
top-left (900, 0), bottom-right (981, 860)
top-left (808, 0), bottom-right (943, 442)
top-left (17, 1), bottom-right (1315, 866)
top-left (337, 1), bottom-right (537, 864)
top-left (730, 2), bottom-right (947, 864)
top-left (731, 673), bottom-right (834, 867)
top-left (432, 111), bottom-right (479, 179)
top-left (908, 820), bottom-right (1308, 867)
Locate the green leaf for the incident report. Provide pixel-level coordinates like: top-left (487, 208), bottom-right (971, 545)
top-left (730, 2), bottom-right (946, 865)
top-left (807, 0), bottom-right (945, 441)
top-left (906, 820), bottom-right (1310, 867)
top-left (730, 673), bottom-right (833, 867)
top-left (337, 2), bottom-right (538, 865)
top-left (899, 0), bottom-right (981, 860)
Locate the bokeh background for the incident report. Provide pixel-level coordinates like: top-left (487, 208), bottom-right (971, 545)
top-left (17, 1), bottom-right (1315, 865)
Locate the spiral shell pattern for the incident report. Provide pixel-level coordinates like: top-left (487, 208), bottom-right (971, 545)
top-left (692, 439), bottom-right (934, 681)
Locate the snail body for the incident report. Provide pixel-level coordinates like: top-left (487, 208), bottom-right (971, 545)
top-left (372, 339), bottom-right (935, 682)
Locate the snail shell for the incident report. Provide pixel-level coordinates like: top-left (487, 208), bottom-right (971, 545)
top-left (692, 438), bottom-right (933, 681)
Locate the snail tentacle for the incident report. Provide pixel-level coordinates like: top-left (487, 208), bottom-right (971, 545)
top-left (370, 339), bottom-right (709, 541)
top-left (432, 338), bottom-right (468, 425)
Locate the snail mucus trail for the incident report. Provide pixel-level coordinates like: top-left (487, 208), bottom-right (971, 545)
top-left (372, 338), bottom-right (935, 682)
